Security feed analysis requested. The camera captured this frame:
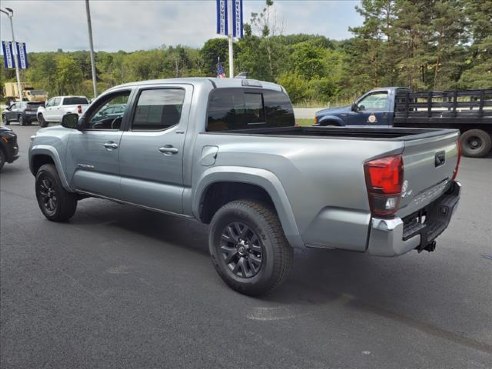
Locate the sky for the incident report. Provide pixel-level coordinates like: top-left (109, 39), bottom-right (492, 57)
top-left (0, 0), bottom-right (362, 53)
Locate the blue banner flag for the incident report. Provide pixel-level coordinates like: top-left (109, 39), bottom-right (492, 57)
top-left (16, 42), bottom-right (28, 69)
top-left (232, 0), bottom-right (243, 38)
top-left (216, 0), bottom-right (228, 35)
top-left (2, 41), bottom-right (14, 69)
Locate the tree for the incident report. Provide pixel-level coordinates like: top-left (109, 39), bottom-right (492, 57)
top-left (201, 38), bottom-right (229, 76)
top-left (55, 54), bottom-right (83, 95)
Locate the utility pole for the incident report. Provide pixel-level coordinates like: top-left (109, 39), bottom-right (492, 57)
top-left (85, 0), bottom-right (97, 98)
top-left (1, 8), bottom-right (23, 101)
top-left (228, 34), bottom-right (234, 78)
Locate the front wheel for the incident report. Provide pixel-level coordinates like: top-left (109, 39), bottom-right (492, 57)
top-left (2, 114), bottom-right (10, 125)
top-left (209, 200), bottom-right (293, 296)
top-left (19, 115), bottom-right (26, 126)
top-left (35, 164), bottom-right (78, 221)
top-left (460, 129), bottom-right (492, 158)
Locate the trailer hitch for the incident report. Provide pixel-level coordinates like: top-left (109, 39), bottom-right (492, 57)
top-left (417, 240), bottom-right (437, 253)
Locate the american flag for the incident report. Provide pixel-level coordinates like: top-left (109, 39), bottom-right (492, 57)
top-left (216, 61), bottom-right (226, 78)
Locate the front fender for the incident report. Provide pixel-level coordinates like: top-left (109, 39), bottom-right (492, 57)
top-left (29, 145), bottom-right (72, 191)
top-left (318, 115), bottom-right (345, 126)
top-left (192, 166), bottom-right (304, 248)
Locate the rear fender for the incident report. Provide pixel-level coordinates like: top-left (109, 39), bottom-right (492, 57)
top-left (193, 166), bottom-right (304, 248)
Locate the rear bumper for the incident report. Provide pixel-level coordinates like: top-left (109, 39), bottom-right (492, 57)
top-left (367, 181), bottom-right (461, 256)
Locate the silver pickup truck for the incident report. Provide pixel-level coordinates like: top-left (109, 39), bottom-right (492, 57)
top-left (29, 78), bottom-right (461, 295)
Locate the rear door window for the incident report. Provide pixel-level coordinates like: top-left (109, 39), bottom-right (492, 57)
top-left (131, 89), bottom-right (185, 131)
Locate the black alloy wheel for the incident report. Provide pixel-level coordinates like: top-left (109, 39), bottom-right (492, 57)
top-left (219, 221), bottom-right (265, 278)
top-left (35, 164), bottom-right (77, 221)
top-left (37, 176), bottom-right (58, 216)
top-left (209, 200), bottom-right (293, 296)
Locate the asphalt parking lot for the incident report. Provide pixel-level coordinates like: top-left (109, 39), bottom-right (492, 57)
top-left (1, 123), bottom-right (491, 369)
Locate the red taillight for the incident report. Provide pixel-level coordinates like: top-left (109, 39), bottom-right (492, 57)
top-left (77, 105), bottom-right (82, 114)
top-left (452, 140), bottom-right (461, 180)
top-left (364, 154), bottom-right (403, 218)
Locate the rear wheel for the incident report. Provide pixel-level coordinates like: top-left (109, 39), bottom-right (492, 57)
top-left (19, 115), bottom-right (26, 126)
top-left (460, 129), bottom-right (492, 158)
top-left (38, 113), bottom-right (48, 127)
top-left (2, 113), bottom-right (9, 125)
top-left (35, 164), bottom-right (77, 221)
top-left (209, 200), bottom-right (293, 296)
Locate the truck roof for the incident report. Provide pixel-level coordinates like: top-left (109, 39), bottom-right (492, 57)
top-left (113, 77), bottom-right (284, 92)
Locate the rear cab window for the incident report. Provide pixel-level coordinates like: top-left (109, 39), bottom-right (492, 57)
top-left (207, 88), bottom-right (294, 131)
top-left (63, 97), bottom-right (89, 105)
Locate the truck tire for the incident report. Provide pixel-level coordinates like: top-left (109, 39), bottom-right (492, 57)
top-left (209, 200), bottom-right (293, 296)
top-left (19, 115), bottom-right (26, 126)
top-left (38, 114), bottom-right (48, 127)
top-left (319, 120), bottom-right (339, 126)
top-left (2, 113), bottom-right (10, 125)
top-left (460, 129), bottom-right (492, 158)
top-left (0, 149), bottom-right (5, 171)
top-left (35, 164), bottom-right (77, 222)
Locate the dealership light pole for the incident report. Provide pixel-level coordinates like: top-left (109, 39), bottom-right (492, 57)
top-left (85, 0), bottom-right (97, 98)
top-left (0, 7), bottom-right (23, 101)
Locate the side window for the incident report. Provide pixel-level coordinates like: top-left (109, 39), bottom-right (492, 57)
top-left (358, 92), bottom-right (389, 111)
top-left (45, 99), bottom-right (53, 107)
top-left (53, 98), bottom-right (62, 106)
top-left (131, 89), bottom-right (185, 131)
top-left (87, 91), bottom-right (131, 130)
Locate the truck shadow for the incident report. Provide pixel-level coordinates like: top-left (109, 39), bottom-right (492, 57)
top-left (71, 199), bottom-right (492, 355)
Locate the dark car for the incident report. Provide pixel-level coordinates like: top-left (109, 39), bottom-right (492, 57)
top-left (0, 126), bottom-right (19, 171)
top-left (2, 101), bottom-right (44, 126)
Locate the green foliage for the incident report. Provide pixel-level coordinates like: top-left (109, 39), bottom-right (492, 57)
top-left (276, 73), bottom-right (310, 103)
top-left (1, 0), bottom-right (489, 105)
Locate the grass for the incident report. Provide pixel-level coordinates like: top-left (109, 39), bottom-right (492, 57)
top-left (296, 118), bottom-right (315, 127)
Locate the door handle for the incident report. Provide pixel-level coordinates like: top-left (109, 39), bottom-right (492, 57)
top-left (158, 145), bottom-right (179, 155)
top-left (104, 142), bottom-right (119, 150)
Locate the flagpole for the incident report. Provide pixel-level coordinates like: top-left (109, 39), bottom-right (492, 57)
top-left (228, 34), bottom-right (234, 78)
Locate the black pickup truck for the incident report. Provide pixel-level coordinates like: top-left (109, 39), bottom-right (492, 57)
top-left (315, 88), bottom-right (492, 157)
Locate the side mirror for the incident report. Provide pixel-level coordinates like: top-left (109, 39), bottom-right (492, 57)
top-left (61, 113), bottom-right (79, 129)
top-left (351, 103), bottom-right (358, 112)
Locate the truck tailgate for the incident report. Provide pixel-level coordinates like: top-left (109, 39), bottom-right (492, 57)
top-left (398, 130), bottom-right (460, 218)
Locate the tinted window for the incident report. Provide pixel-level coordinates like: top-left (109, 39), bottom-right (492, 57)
top-left (132, 89), bottom-right (185, 131)
top-left (63, 97), bottom-right (89, 105)
top-left (263, 89), bottom-right (295, 126)
top-left (207, 88), bottom-right (294, 131)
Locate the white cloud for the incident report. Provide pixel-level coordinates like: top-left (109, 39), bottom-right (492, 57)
top-left (0, 0), bottom-right (362, 52)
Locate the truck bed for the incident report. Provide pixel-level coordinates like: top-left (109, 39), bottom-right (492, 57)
top-left (394, 89), bottom-right (492, 125)
top-left (218, 125), bottom-right (458, 141)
